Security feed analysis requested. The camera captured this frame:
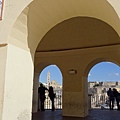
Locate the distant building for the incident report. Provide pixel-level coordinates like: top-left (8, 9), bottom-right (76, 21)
top-left (46, 71), bottom-right (62, 90)
top-left (47, 71), bottom-right (50, 88)
top-left (50, 80), bottom-right (60, 89)
top-left (88, 81), bottom-right (120, 108)
top-left (102, 81), bottom-right (118, 87)
top-left (88, 82), bottom-right (95, 88)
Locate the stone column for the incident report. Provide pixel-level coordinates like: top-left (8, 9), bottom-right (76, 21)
top-left (83, 76), bottom-right (89, 116)
top-left (32, 72), bottom-right (39, 112)
top-left (1, 44), bottom-right (34, 120)
top-left (88, 94), bottom-right (92, 109)
top-left (62, 72), bottom-right (88, 117)
top-left (0, 44), bottom-right (7, 120)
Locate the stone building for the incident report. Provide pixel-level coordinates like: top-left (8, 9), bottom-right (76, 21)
top-left (88, 81), bottom-right (120, 108)
top-left (50, 80), bottom-right (61, 89)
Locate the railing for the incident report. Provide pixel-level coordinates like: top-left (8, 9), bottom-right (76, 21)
top-left (44, 94), bottom-right (62, 110)
top-left (90, 93), bottom-right (109, 108)
top-left (39, 91), bottom-right (109, 110)
top-left (38, 90), bottom-right (62, 110)
top-left (45, 93), bottom-right (107, 110)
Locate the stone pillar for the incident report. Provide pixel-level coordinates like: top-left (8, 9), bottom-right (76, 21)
top-left (1, 44), bottom-right (34, 120)
top-left (32, 72), bottom-right (39, 112)
top-left (83, 76), bottom-right (89, 116)
top-left (62, 72), bottom-right (88, 117)
top-left (0, 44), bottom-right (7, 120)
top-left (88, 94), bottom-right (92, 109)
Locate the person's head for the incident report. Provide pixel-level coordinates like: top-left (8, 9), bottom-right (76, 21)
top-left (40, 83), bottom-right (43, 87)
top-left (109, 88), bottom-right (111, 91)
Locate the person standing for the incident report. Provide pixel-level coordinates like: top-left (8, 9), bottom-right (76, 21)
top-left (113, 88), bottom-right (120, 110)
top-left (49, 86), bottom-right (55, 111)
top-left (38, 83), bottom-right (48, 111)
top-left (107, 88), bottom-right (115, 110)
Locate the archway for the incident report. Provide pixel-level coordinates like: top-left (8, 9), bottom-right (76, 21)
top-left (88, 61), bottom-right (120, 109)
top-left (6, 0), bottom-right (120, 53)
top-left (39, 64), bottom-right (63, 110)
top-left (32, 64), bottom-right (63, 112)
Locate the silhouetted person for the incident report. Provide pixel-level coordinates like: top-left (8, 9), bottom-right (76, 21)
top-left (49, 86), bottom-right (55, 111)
top-left (113, 88), bottom-right (120, 110)
top-left (38, 83), bottom-right (48, 111)
top-left (107, 88), bottom-right (115, 110)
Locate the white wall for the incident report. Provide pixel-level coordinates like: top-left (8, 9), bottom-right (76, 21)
top-left (0, 45), bottom-right (7, 120)
top-left (2, 44), bottom-right (34, 120)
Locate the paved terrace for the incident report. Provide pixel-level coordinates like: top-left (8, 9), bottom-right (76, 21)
top-left (32, 109), bottom-right (120, 120)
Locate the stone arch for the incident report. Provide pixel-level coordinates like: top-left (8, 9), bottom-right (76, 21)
top-left (35, 62), bottom-right (63, 76)
top-left (82, 57), bottom-right (120, 112)
top-left (84, 57), bottom-right (120, 78)
top-left (4, 0), bottom-right (120, 53)
top-left (84, 57), bottom-right (120, 110)
top-left (33, 62), bottom-right (63, 112)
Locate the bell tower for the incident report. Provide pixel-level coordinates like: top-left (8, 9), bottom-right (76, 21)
top-left (47, 71), bottom-right (50, 88)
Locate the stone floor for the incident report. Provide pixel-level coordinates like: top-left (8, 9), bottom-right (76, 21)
top-left (32, 109), bottom-right (120, 120)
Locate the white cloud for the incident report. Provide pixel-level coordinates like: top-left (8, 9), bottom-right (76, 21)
top-left (114, 73), bottom-right (119, 76)
top-left (50, 65), bottom-right (56, 67)
top-left (106, 62), bottom-right (113, 64)
top-left (88, 73), bottom-right (91, 76)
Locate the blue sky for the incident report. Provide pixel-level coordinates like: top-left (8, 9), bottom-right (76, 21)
top-left (39, 62), bottom-right (120, 85)
top-left (88, 62), bottom-right (120, 82)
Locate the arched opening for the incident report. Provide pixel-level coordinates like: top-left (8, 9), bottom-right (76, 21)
top-left (32, 63), bottom-right (63, 117)
top-left (39, 64), bottom-right (63, 110)
top-left (88, 61), bottom-right (120, 110)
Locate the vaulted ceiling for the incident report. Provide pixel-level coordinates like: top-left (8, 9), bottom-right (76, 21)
top-left (36, 17), bottom-right (120, 52)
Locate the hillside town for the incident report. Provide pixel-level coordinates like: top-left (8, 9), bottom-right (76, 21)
top-left (88, 81), bottom-right (120, 108)
top-left (40, 71), bottom-right (120, 109)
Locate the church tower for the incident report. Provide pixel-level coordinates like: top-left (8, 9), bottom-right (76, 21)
top-left (47, 71), bottom-right (50, 88)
